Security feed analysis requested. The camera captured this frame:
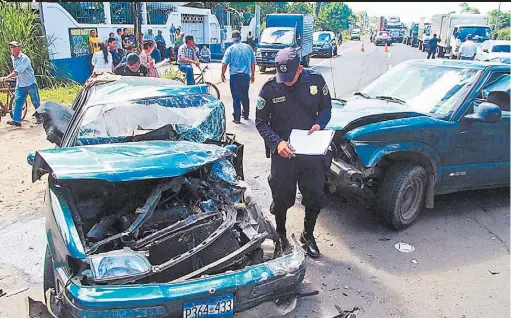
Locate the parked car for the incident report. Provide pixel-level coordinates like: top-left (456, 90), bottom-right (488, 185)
top-left (488, 56), bottom-right (511, 64)
top-left (374, 31), bottom-right (393, 46)
top-left (30, 76), bottom-right (306, 317)
top-left (326, 59), bottom-right (510, 230)
top-left (389, 29), bottom-right (403, 43)
top-left (475, 40), bottom-right (511, 62)
top-left (350, 29), bottom-right (361, 40)
top-left (313, 31), bottom-right (338, 57)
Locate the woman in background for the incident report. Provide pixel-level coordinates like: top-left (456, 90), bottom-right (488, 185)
top-left (139, 40), bottom-right (159, 77)
top-left (91, 42), bottom-right (113, 74)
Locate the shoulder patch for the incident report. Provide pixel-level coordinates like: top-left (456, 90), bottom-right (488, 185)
top-left (322, 84), bottom-right (329, 96)
top-left (256, 97), bottom-right (266, 110)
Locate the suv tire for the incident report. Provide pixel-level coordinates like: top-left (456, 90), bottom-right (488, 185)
top-left (43, 245), bottom-right (56, 303)
top-left (377, 164), bottom-right (427, 230)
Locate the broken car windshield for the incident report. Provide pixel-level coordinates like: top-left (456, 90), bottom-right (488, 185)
top-left (361, 62), bottom-right (481, 117)
top-left (76, 94), bottom-right (225, 145)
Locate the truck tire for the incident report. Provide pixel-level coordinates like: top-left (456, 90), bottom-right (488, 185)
top-left (377, 164), bottom-right (427, 230)
top-left (44, 245), bottom-right (56, 303)
top-left (259, 66), bottom-right (266, 73)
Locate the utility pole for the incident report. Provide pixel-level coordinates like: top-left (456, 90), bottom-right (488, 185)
top-left (133, 2), bottom-right (143, 53)
top-left (495, 2), bottom-right (501, 31)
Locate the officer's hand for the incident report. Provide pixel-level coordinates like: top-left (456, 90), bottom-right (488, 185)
top-left (221, 74), bottom-right (226, 83)
top-left (277, 141), bottom-right (296, 159)
top-left (308, 124), bottom-right (321, 135)
top-left (250, 75), bottom-right (255, 84)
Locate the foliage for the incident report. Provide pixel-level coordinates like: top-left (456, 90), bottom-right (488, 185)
top-left (316, 2), bottom-right (354, 32)
top-left (459, 3), bottom-right (480, 14)
top-left (286, 2), bottom-right (314, 15)
top-left (160, 66), bottom-right (183, 80)
top-left (489, 9), bottom-right (511, 29)
top-left (39, 84), bottom-right (82, 107)
top-left (0, 3), bottom-right (59, 88)
top-left (496, 28), bottom-right (510, 40)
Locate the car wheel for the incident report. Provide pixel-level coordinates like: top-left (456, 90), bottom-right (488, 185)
top-left (334, 46), bottom-right (338, 56)
top-left (259, 66), bottom-right (266, 73)
top-left (302, 55), bottom-right (310, 67)
top-left (377, 164), bottom-right (427, 230)
top-left (44, 245), bottom-right (56, 304)
top-left (327, 48), bottom-right (333, 58)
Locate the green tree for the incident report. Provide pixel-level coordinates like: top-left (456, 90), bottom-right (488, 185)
top-left (317, 2), bottom-right (353, 32)
top-left (285, 2), bottom-right (314, 15)
top-left (489, 9), bottom-right (511, 29)
top-left (459, 2), bottom-right (480, 14)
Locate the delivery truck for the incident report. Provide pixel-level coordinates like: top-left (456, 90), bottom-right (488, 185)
top-left (417, 17), bottom-right (432, 52)
top-left (430, 13), bottom-right (490, 58)
top-left (256, 14), bottom-right (314, 72)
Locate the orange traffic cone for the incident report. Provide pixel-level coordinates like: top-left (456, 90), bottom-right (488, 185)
top-left (361, 42), bottom-right (365, 52)
top-left (384, 43), bottom-right (388, 52)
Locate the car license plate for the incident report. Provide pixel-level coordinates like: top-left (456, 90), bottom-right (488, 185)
top-left (183, 294), bottom-right (234, 318)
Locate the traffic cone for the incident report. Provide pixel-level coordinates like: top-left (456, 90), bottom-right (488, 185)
top-left (384, 43), bottom-right (388, 52)
top-left (361, 42), bottom-right (365, 52)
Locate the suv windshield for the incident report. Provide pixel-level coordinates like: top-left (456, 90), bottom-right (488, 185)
top-left (260, 27), bottom-right (295, 45)
top-left (492, 44), bottom-right (511, 53)
top-left (75, 94), bottom-right (225, 145)
top-left (314, 33), bottom-right (331, 42)
top-left (361, 62), bottom-right (481, 117)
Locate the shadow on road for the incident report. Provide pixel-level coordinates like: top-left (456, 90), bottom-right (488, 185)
top-left (319, 187), bottom-right (510, 274)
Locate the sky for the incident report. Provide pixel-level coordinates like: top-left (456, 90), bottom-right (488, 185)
top-left (348, 2), bottom-right (510, 24)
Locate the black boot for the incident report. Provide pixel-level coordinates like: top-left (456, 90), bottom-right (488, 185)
top-left (271, 201), bottom-right (290, 251)
top-left (300, 209), bottom-right (320, 258)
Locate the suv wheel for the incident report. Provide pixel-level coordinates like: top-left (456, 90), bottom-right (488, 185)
top-left (377, 164), bottom-right (426, 230)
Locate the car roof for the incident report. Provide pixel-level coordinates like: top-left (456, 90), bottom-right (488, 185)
top-left (86, 76), bottom-right (209, 106)
top-left (404, 59), bottom-right (505, 69)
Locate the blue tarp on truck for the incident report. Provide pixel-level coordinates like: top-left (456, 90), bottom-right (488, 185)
top-left (256, 14), bottom-right (314, 71)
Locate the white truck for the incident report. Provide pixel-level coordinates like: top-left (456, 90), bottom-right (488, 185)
top-left (417, 17), bottom-right (431, 52)
top-left (430, 13), bottom-right (491, 58)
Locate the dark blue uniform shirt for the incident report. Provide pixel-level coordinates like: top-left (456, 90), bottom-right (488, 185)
top-left (255, 69), bottom-right (332, 154)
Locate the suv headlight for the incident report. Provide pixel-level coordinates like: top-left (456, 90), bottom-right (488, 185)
top-left (322, 43), bottom-right (331, 48)
top-left (88, 248), bottom-right (152, 282)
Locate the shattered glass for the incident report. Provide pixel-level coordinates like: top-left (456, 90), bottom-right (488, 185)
top-left (76, 93), bottom-right (226, 146)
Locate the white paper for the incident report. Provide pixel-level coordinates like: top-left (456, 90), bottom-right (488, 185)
top-left (288, 129), bottom-right (334, 155)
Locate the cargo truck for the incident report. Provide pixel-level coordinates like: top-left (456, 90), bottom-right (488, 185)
top-left (256, 14), bottom-right (314, 72)
top-left (378, 16), bottom-right (386, 31)
top-left (417, 17), bottom-right (432, 52)
top-left (430, 13), bottom-right (490, 58)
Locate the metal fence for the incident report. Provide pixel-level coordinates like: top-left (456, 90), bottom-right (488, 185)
top-left (147, 2), bottom-right (176, 25)
top-left (60, 2), bottom-right (106, 24)
top-left (110, 2), bottom-right (134, 24)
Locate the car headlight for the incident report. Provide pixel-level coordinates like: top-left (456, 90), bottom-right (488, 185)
top-left (322, 43), bottom-right (331, 48)
top-left (88, 248), bottom-right (152, 282)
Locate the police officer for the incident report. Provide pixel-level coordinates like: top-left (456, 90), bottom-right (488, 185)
top-left (255, 47), bottom-right (332, 258)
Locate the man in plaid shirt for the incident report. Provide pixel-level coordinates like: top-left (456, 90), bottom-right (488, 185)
top-left (177, 35), bottom-right (200, 85)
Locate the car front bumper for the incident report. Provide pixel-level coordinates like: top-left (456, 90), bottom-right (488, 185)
top-left (256, 57), bottom-right (276, 68)
top-left (50, 238), bottom-right (306, 317)
top-left (312, 47), bottom-right (332, 55)
top-left (376, 39), bottom-right (392, 45)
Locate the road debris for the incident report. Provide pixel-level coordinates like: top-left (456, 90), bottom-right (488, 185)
top-left (488, 269), bottom-right (500, 275)
top-left (342, 292), bottom-right (349, 297)
top-left (411, 259), bottom-right (419, 264)
top-left (333, 305), bottom-right (360, 318)
top-left (329, 287), bottom-right (340, 291)
top-left (0, 289), bottom-right (5, 297)
top-left (6, 287), bottom-right (29, 297)
top-left (394, 242), bottom-right (415, 252)
top-left (378, 237), bottom-right (391, 241)
top-left (344, 285), bottom-right (349, 290)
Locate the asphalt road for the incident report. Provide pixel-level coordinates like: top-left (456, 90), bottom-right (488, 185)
top-left (0, 38), bottom-right (508, 318)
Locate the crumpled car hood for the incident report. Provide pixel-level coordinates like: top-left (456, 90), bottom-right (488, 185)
top-left (326, 97), bottom-right (425, 131)
top-left (32, 140), bottom-right (232, 182)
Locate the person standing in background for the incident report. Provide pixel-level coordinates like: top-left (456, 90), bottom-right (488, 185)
top-left (107, 37), bottom-right (121, 67)
top-left (140, 40), bottom-right (159, 77)
top-left (221, 30), bottom-right (256, 124)
top-left (170, 23), bottom-right (176, 44)
top-left (91, 42), bottom-right (113, 74)
top-left (0, 41), bottom-right (42, 126)
top-left (144, 28), bottom-right (155, 41)
top-left (114, 28), bottom-right (123, 53)
top-left (88, 30), bottom-right (100, 71)
top-left (121, 28), bottom-right (132, 50)
top-left (155, 30), bottom-right (167, 59)
top-left (174, 28), bottom-right (184, 59)
top-left (120, 45), bottom-right (137, 64)
top-left (427, 34), bottom-right (439, 59)
top-left (457, 34), bottom-right (477, 60)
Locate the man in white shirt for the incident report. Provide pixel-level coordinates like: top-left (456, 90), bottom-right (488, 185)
top-left (457, 34), bottom-right (477, 60)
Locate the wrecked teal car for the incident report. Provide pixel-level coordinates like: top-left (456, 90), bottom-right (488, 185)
top-left (30, 76), bottom-right (305, 317)
top-left (326, 60), bottom-right (510, 230)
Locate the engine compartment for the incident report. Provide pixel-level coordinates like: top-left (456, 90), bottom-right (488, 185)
top-left (52, 161), bottom-right (277, 285)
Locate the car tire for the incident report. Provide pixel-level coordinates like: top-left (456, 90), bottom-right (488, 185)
top-left (333, 46), bottom-right (338, 56)
top-left (327, 48), bottom-right (333, 58)
top-left (259, 66), bottom-right (266, 73)
top-left (377, 164), bottom-right (427, 230)
top-left (43, 245), bottom-right (56, 304)
top-left (302, 55), bottom-right (310, 67)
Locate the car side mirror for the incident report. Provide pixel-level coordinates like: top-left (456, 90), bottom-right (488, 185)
top-left (465, 102), bottom-right (502, 123)
top-left (27, 152), bottom-right (35, 166)
top-left (483, 49), bottom-right (489, 53)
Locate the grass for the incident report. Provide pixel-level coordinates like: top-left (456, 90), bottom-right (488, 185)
top-left (0, 84), bottom-right (81, 108)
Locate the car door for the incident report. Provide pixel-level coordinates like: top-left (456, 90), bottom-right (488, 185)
top-left (440, 69), bottom-right (510, 192)
top-left (475, 41), bottom-right (487, 61)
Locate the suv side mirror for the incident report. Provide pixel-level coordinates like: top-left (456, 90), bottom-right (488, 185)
top-left (465, 102), bottom-right (502, 123)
